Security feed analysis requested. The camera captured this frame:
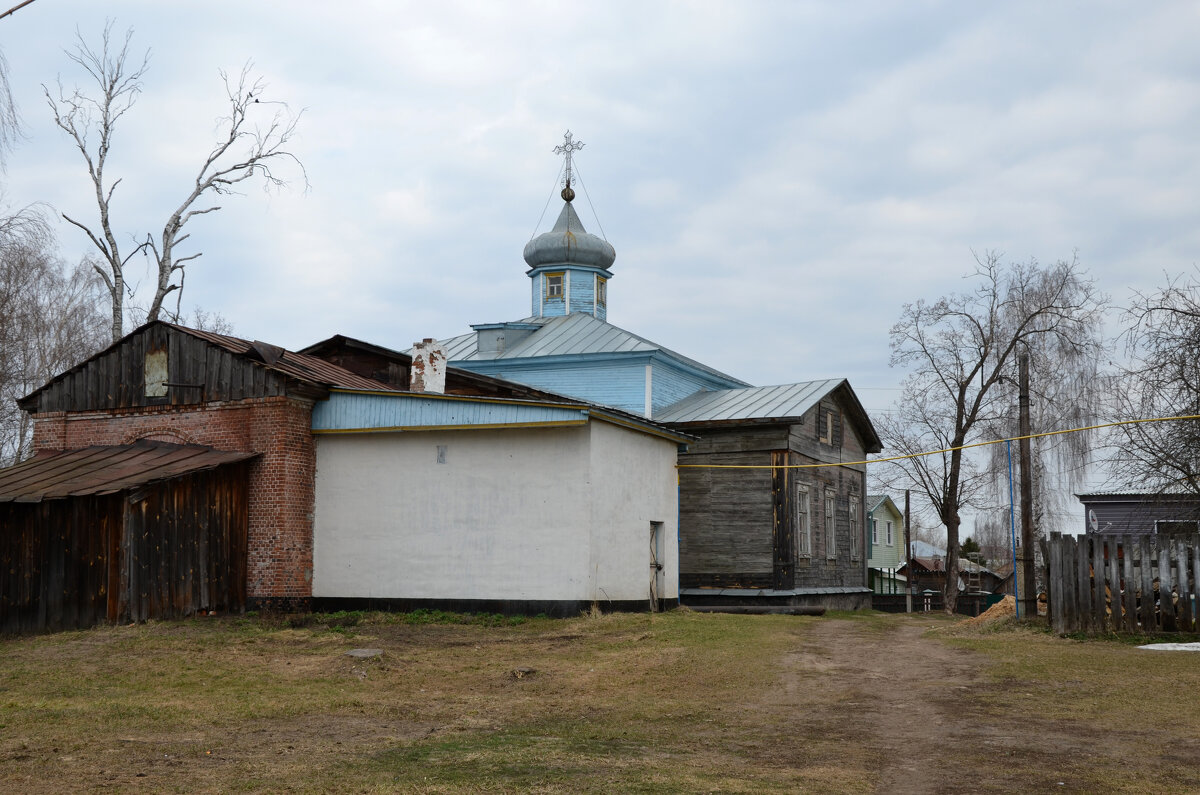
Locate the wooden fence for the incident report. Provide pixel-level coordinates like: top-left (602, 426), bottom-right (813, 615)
top-left (1045, 532), bottom-right (1200, 635)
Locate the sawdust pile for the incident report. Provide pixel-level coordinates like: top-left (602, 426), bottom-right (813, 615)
top-left (961, 595), bottom-right (1016, 626)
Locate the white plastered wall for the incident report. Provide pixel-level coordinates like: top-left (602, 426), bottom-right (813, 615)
top-left (586, 419), bottom-right (680, 601)
top-left (311, 422), bottom-right (680, 604)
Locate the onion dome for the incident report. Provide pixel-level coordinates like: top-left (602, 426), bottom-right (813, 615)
top-left (523, 201), bottom-right (616, 271)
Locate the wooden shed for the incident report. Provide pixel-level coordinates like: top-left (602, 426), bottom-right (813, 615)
top-left (0, 441), bottom-right (254, 633)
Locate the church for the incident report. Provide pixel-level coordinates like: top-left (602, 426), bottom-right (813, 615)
top-left (438, 133), bottom-right (883, 610)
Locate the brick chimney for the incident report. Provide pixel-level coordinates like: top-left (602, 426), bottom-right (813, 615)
top-left (410, 338), bottom-right (446, 394)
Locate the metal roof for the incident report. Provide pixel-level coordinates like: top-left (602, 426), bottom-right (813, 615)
top-left (439, 313), bottom-right (748, 385)
top-left (167, 324), bottom-right (390, 392)
top-left (653, 379), bottom-right (842, 423)
top-left (0, 441), bottom-right (256, 503)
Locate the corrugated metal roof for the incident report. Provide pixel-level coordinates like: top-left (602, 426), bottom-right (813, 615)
top-left (653, 379), bottom-right (843, 423)
top-left (0, 441), bottom-right (256, 503)
top-left (439, 314), bottom-right (747, 385)
top-left (167, 324), bottom-right (390, 392)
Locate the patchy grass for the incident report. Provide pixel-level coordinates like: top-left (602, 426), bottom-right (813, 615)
top-left (0, 609), bottom-right (816, 792)
top-left (2, 609), bottom-right (1200, 792)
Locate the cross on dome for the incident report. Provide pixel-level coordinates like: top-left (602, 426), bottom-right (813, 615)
top-left (553, 130), bottom-right (584, 199)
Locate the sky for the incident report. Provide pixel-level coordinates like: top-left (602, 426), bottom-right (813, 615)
top-left (2, 1), bottom-right (1199, 525)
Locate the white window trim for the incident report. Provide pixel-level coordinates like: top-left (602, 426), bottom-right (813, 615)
top-left (825, 489), bottom-right (836, 560)
top-left (796, 485), bottom-right (811, 559)
top-left (872, 518), bottom-right (879, 545)
top-left (886, 520), bottom-right (894, 546)
top-left (849, 495), bottom-right (860, 561)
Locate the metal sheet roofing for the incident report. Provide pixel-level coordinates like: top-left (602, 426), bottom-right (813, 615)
top-left (167, 324), bottom-right (391, 392)
top-left (653, 379), bottom-right (843, 423)
top-left (439, 314), bottom-right (747, 385)
top-left (0, 441), bottom-right (256, 503)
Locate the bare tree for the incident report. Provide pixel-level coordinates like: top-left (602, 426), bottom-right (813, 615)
top-left (876, 254), bottom-right (1106, 613)
top-left (45, 23), bottom-right (305, 342)
top-left (1110, 270), bottom-right (1200, 492)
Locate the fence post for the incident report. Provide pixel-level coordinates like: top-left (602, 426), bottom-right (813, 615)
top-left (1091, 535), bottom-right (1106, 631)
top-left (1104, 538), bottom-right (1120, 632)
top-left (1048, 532), bottom-right (1064, 634)
top-left (1139, 536), bottom-right (1154, 633)
top-left (1075, 534), bottom-right (1091, 634)
top-left (1120, 536), bottom-right (1135, 632)
top-left (1159, 538), bottom-right (1178, 632)
top-left (1176, 537), bottom-right (1192, 633)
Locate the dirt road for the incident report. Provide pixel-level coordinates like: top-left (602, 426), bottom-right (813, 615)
top-left (769, 615), bottom-right (1115, 794)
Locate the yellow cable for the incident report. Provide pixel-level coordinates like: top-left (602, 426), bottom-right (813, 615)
top-left (675, 414), bottom-right (1200, 470)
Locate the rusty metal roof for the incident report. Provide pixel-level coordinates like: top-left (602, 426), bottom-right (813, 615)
top-left (0, 441), bottom-right (256, 503)
top-left (165, 324), bottom-right (390, 391)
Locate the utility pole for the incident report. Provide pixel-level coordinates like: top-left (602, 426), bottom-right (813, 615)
top-left (905, 489), bottom-right (913, 613)
top-left (1018, 353), bottom-right (1036, 620)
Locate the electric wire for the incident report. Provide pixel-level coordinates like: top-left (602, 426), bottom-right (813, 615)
top-left (530, 163), bottom-right (565, 241)
top-left (571, 162), bottom-right (608, 241)
top-left (675, 413), bottom-right (1200, 469)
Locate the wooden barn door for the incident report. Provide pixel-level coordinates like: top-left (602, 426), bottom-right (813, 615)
top-left (120, 465), bottom-right (249, 623)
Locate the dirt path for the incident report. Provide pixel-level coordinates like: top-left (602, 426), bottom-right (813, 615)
top-left (785, 616), bottom-right (984, 793)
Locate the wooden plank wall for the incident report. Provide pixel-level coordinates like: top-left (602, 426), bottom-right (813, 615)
top-left (0, 495), bottom-right (123, 634)
top-left (0, 463), bottom-right (249, 634)
top-left (27, 325), bottom-right (286, 413)
top-left (1046, 531), bottom-right (1200, 635)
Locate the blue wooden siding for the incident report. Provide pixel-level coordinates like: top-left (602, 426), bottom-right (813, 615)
top-left (458, 357), bottom-right (650, 416)
top-left (569, 271), bottom-right (595, 315)
top-left (536, 271), bottom-right (567, 318)
top-left (312, 391), bottom-right (588, 432)
top-left (649, 357), bottom-right (735, 415)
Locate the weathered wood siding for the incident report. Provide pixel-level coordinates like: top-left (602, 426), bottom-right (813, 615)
top-left (24, 325), bottom-right (288, 414)
top-left (0, 463), bottom-right (249, 634)
top-left (677, 393), bottom-right (869, 592)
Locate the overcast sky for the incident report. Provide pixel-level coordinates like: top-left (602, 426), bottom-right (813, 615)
top-left (3, 1), bottom-right (1199, 432)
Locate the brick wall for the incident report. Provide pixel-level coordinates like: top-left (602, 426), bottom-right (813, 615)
top-left (30, 396), bottom-right (316, 608)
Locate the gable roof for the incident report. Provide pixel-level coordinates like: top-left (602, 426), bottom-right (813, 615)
top-left (439, 313), bottom-right (748, 386)
top-left (867, 494), bottom-right (902, 516)
top-left (161, 324), bottom-right (389, 392)
top-left (654, 378), bottom-right (883, 452)
top-left (19, 321), bottom-right (390, 412)
top-left (0, 441), bottom-right (255, 503)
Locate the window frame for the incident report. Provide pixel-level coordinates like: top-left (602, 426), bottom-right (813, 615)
top-left (596, 275), bottom-right (607, 307)
top-left (825, 488), bottom-right (836, 560)
top-left (545, 271), bottom-right (565, 300)
top-left (849, 495), bottom-right (860, 561)
top-left (886, 520), bottom-right (894, 546)
top-left (795, 484), bottom-right (811, 559)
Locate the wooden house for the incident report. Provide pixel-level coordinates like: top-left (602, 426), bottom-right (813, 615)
top-left (866, 494), bottom-right (906, 594)
top-left (656, 381), bottom-right (882, 610)
top-left (1077, 490), bottom-right (1200, 538)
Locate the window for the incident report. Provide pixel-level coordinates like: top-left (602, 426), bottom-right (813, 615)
top-left (886, 520), bottom-right (894, 546)
top-left (144, 348), bottom-right (168, 397)
top-left (545, 272), bottom-right (564, 299)
top-left (819, 409), bottom-right (836, 445)
top-left (849, 496), bottom-right (860, 560)
top-left (872, 519), bottom-right (879, 545)
top-left (596, 276), bottom-right (607, 306)
top-left (795, 485), bottom-right (811, 558)
top-left (825, 489), bottom-right (836, 560)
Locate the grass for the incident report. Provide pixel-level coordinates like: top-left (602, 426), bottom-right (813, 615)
top-left (2, 609), bottom-right (1200, 792)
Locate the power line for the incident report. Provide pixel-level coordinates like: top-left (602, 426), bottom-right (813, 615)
top-left (676, 413), bottom-right (1200, 469)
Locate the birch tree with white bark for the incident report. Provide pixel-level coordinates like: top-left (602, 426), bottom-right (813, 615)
top-left (45, 23), bottom-right (305, 342)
